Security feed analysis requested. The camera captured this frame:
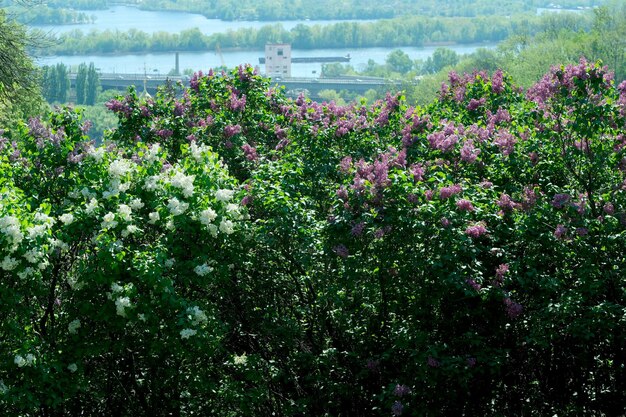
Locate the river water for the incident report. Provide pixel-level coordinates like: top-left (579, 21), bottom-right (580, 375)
top-left (31, 6), bottom-right (497, 78)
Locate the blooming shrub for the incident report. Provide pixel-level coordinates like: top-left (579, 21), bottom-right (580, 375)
top-left (0, 62), bottom-right (624, 416)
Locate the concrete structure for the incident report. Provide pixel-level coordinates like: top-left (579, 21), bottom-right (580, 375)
top-left (264, 43), bottom-right (291, 78)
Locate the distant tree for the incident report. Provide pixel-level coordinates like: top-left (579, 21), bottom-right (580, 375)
top-left (0, 8), bottom-right (43, 124)
top-left (55, 63), bottom-right (69, 103)
top-left (422, 47), bottom-right (460, 74)
top-left (85, 62), bottom-right (99, 105)
top-left (75, 62), bottom-right (88, 104)
top-left (385, 49), bottom-right (414, 74)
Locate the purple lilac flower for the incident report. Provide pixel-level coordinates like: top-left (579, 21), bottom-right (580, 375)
top-left (576, 227), bottom-right (588, 237)
top-left (456, 199), bottom-right (475, 212)
top-left (427, 356), bottom-right (440, 368)
top-left (224, 124), bottom-right (242, 138)
top-left (551, 193), bottom-right (571, 209)
top-left (391, 401), bottom-right (404, 416)
top-left (504, 298), bottom-right (523, 319)
top-left (491, 69), bottom-right (505, 93)
top-left (460, 140), bottom-right (480, 163)
top-left (493, 130), bottom-right (517, 156)
top-left (439, 184), bottom-right (462, 199)
top-left (465, 223), bottom-right (487, 238)
top-left (603, 203), bottom-right (615, 215)
top-left (554, 224), bottom-right (567, 239)
top-left (351, 222), bottom-right (365, 237)
top-left (333, 244), bottom-right (349, 258)
top-left (394, 384), bottom-right (411, 397)
top-left (497, 194), bottom-right (517, 212)
top-left (339, 156), bottom-right (352, 174)
top-left (466, 279), bottom-right (481, 291)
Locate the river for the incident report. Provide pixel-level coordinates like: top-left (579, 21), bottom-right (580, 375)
top-left (31, 6), bottom-right (498, 78)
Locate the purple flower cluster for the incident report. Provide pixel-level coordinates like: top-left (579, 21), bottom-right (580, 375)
top-left (465, 222), bottom-right (487, 238)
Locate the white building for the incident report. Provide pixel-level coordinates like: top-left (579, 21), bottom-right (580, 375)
top-left (265, 43), bottom-right (291, 78)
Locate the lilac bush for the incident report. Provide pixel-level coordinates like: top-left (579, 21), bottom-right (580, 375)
top-left (0, 62), bottom-right (624, 416)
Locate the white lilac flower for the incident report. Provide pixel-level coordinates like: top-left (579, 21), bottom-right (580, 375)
top-left (190, 142), bottom-right (209, 162)
top-left (169, 171), bottom-right (195, 198)
top-left (118, 182), bottom-right (130, 193)
top-left (67, 363), bottom-right (78, 373)
top-left (23, 249), bottom-right (42, 264)
top-left (144, 143), bottom-right (161, 163)
top-left (49, 238), bottom-right (69, 252)
top-left (233, 353), bottom-right (248, 365)
top-left (199, 208), bottom-right (217, 225)
top-left (37, 260), bottom-right (49, 270)
top-left (121, 225), bottom-right (140, 238)
top-left (59, 213), bottom-right (74, 225)
top-left (14, 355), bottom-right (26, 367)
top-left (115, 296), bottom-right (131, 317)
top-left (108, 159), bottom-right (132, 178)
top-left (207, 224), bottom-right (218, 238)
top-left (34, 213), bottom-right (55, 225)
top-left (187, 306), bottom-right (208, 325)
top-left (144, 175), bottom-right (160, 192)
top-left (167, 198), bottom-right (189, 216)
top-left (25, 354), bottom-right (35, 366)
top-left (85, 198), bottom-right (98, 214)
top-left (68, 319), bottom-right (81, 334)
top-left (0, 216), bottom-right (23, 246)
top-left (101, 212), bottom-right (118, 229)
top-left (111, 283), bottom-right (124, 293)
top-left (129, 198), bottom-right (144, 210)
top-left (215, 189), bottom-right (235, 202)
top-left (148, 212), bottom-right (160, 224)
top-left (1, 256), bottom-right (19, 271)
top-left (194, 263), bottom-right (213, 277)
top-left (226, 203), bottom-right (242, 219)
top-left (219, 219), bottom-right (235, 235)
top-left (17, 267), bottom-right (35, 280)
top-left (0, 379), bottom-right (8, 394)
top-left (27, 224), bottom-right (48, 239)
top-left (166, 220), bottom-right (175, 231)
top-left (80, 187), bottom-right (96, 199)
top-left (89, 146), bottom-right (105, 162)
top-left (117, 204), bottom-right (132, 222)
top-left (138, 313), bottom-right (146, 322)
top-left (164, 258), bottom-right (175, 268)
top-left (180, 328), bottom-right (197, 339)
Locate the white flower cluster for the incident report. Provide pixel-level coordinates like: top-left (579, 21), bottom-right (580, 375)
top-left (167, 198), bottom-right (189, 216)
top-left (68, 319), bottom-right (81, 334)
top-left (117, 204), bottom-right (132, 222)
top-left (101, 212), bottom-right (118, 230)
top-left (129, 198), bottom-right (144, 210)
top-left (219, 219), bottom-right (235, 235)
top-left (17, 267), bottom-right (35, 280)
top-left (187, 306), bottom-right (208, 325)
top-left (169, 170), bottom-right (195, 198)
top-left (88, 146), bottom-right (105, 162)
top-left (199, 208), bottom-right (217, 226)
top-left (194, 263), bottom-right (214, 277)
top-left (14, 354), bottom-right (35, 367)
top-left (215, 189), bottom-right (235, 202)
top-left (180, 328), bottom-right (197, 339)
top-left (27, 213), bottom-right (55, 240)
top-left (108, 159), bottom-right (133, 179)
top-left (115, 297), bottom-right (132, 317)
top-left (67, 363), bottom-right (78, 373)
top-left (59, 213), bottom-right (74, 225)
top-left (85, 198), bottom-right (99, 215)
top-left (23, 248), bottom-right (44, 264)
top-left (144, 143), bottom-right (162, 164)
top-left (148, 212), bottom-right (160, 224)
top-left (1, 256), bottom-right (19, 271)
top-left (121, 225), bottom-right (140, 238)
top-left (0, 379), bottom-right (7, 394)
top-left (0, 215), bottom-right (24, 250)
top-left (189, 142), bottom-right (210, 162)
top-left (144, 175), bottom-right (161, 192)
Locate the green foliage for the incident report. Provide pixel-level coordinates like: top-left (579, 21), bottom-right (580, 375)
top-left (0, 62), bottom-right (624, 416)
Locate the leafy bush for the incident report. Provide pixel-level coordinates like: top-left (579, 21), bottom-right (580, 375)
top-left (0, 62), bottom-right (624, 416)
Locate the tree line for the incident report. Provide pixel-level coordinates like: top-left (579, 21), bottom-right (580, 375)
top-left (40, 62), bottom-right (100, 105)
top-left (41, 12), bottom-right (593, 55)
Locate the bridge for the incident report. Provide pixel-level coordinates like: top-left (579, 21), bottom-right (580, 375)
top-left (69, 73), bottom-right (402, 98)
